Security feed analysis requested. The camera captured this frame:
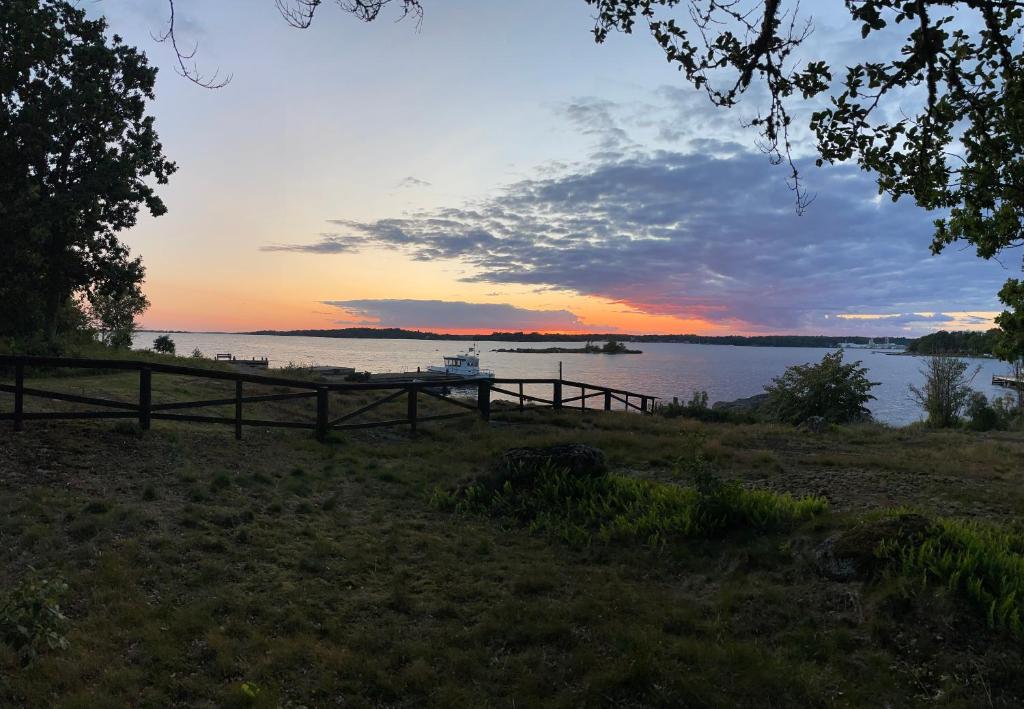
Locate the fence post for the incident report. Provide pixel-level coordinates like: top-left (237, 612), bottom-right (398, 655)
top-left (604, 390), bottom-right (611, 412)
top-left (478, 380), bottom-right (491, 422)
top-left (234, 380), bottom-right (243, 440)
top-left (138, 367), bottom-right (151, 431)
top-left (13, 363), bottom-right (24, 432)
top-left (581, 386), bottom-right (586, 411)
top-left (407, 385), bottom-right (418, 432)
top-left (518, 382), bottom-right (524, 412)
top-left (316, 387), bottom-right (328, 442)
top-left (641, 396), bottom-right (648, 414)
top-left (553, 380), bottom-right (562, 409)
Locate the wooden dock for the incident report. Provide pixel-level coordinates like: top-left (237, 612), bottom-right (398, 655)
top-left (215, 353), bottom-right (269, 369)
top-left (993, 374), bottom-right (1023, 388)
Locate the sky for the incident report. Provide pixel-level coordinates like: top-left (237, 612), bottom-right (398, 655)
top-left (86, 0), bottom-right (1013, 335)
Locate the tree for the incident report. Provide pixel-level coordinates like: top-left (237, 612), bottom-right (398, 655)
top-left (764, 350), bottom-right (878, 425)
top-left (152, 335), bottom-right (176, 354)
top-left (909, 354), bottom-right (979, 427)
top-left (993, 279), bottom-right (1024, 411)
top-left (0, 1), bottom-right (175, 341)
top-left (994, 280), bottom-right (1024, 362)
top-left (88, 289), bottom-right (150, 350)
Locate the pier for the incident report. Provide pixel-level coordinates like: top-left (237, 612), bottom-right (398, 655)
top-left (993, 374), bottom-right (1023, 388)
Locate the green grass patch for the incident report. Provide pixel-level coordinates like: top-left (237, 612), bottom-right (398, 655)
top-left (435, 465), bottom-right (827, 547)
top-left (879, 514), bottom-right (1024, 637)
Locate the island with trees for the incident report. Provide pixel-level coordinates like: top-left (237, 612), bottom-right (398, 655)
top-left (492, 340), bottom-right (642, 354)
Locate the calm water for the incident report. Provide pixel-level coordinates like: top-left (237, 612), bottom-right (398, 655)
top-left (136, 333), bottom-right (1015, 426)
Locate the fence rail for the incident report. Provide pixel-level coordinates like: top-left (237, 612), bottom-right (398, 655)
top-left (0, 355), bottom-right (657, 440)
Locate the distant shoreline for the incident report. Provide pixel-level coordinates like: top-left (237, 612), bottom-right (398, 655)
top-left (226, 328), bottom-right (909, 349)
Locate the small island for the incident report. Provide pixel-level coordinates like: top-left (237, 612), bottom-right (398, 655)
top-left (494, 340), bottom-right (642, 355)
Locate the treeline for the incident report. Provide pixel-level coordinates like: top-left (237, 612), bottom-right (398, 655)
top-left (906, 329), bottom-right (999, 356)
top-left (245, 328), bottom-right (908, 348)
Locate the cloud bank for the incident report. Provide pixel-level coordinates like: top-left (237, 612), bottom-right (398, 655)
top-left (266, 92), bottom-right (1008, 334)
top-left (325, 299), bottom-right (589, 332)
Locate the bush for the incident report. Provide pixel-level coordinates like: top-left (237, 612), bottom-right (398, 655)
top-left (908, 354), bottom-right (979, 427)
top-left (966, 392), bottom-right (1000, 431)
top-left (764, 350), bottom-right (878, 425)
top-left (190, 347), bottom-right (204, 359)
top-left (654, 390), bottom-right (755, 423)
top-left (0, 575), bottom-right (70, 664)
top-left (152, 334), bottom-right (176, 354)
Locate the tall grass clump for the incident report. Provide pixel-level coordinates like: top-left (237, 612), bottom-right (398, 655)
top-left (878, 516), bottom-right (1024, 637)
top-left (434, 463), bottom-right (826, 548)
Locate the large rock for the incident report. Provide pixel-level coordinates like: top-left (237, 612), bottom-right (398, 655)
top-left (460, 444), bottom-right (607, 494)
top-left (815, 513), bottom-right (931, 581)
top-left (711, 393), bottom-right (771, 415)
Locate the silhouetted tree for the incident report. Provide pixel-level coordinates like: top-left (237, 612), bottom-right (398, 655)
top-left (0, 1), bottom-right (175, 342)
top-left (152, 335), bottom-right (176, 354)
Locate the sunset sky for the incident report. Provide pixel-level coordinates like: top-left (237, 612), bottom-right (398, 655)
top-left (91, 0), bottom-right (1010, 335)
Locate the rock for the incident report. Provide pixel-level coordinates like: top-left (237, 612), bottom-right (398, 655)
top-left (798, 416), bottom-right (829, 433)
top-left (499, 444), bottom-right (607, 482)
top-left (711, 393), bottom-right (770, 414)
top-left (815, 513), bottom-right (931, 580)
top-left (459, 444), bottom-right (608, 494)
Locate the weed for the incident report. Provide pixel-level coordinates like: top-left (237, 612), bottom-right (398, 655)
top-left (878, 514), bottom-right (1024, 637)
top-left (0, 574), bottom-right (69, 664)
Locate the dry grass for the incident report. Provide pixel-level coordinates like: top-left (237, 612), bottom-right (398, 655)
top-left (1, 371), bottom-right (1024, 706)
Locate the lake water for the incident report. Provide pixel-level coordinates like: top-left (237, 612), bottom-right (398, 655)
top-left (136, 332), bottom-right (1016, 426)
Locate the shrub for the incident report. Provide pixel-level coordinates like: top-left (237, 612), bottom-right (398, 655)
top-left (0, 575), bottom-right (70, 664)
top-left (966, 392), bottom-right (1000, 431)
top-left (878, 515), bottom-right (1024, 638)
top-left (764, 350), bottom-right (878, 425)
top-left (190, 347), bottom-right (204, 358)
top-left (435, 462), bottom-right (826, 548)
top-left (908, 354), bottom-right (979, 427)
top-left (654, 390), bottom-right (753, 423)
top-left (687, 390), bottom-right (709, 409)
top-left (152, 334), bottom-right (176, 354)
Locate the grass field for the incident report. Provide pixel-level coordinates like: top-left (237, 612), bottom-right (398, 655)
top-left (2, 368), bottom-right (1024, 707)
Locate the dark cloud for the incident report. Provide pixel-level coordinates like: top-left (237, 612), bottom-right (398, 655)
top-left (261, 233), bottom-right (359, 253)
top-left (324, 299), bottom-right (590, 331)
top-left (563, 98), bottom-right (634, 152)
top-left (269, 131), bottom-right (1007, 333)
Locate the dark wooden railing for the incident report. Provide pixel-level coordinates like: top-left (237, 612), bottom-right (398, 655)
top-left (0, 355), bottom-right (657, 441)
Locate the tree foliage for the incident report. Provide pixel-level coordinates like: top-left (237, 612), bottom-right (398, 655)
top-left (89, 290), bottom-right (150, 350)
top-left (994, 279), bottom-right (1024, 363)
top-left (764, 350), bottom-right (878, 424)
top-left (909, 354), bottom-right (980, 427)
top-left (152, 334), bottom-right (176, 354)
top-left (907, 329), bottom-right (999, 356)
top-left (0, 0), bottom-right (174, 340)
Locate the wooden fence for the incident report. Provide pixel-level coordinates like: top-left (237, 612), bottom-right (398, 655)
top-left (0, 355), bottom-right (657, 441)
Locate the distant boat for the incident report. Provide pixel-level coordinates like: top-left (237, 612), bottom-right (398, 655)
top-left (427, 346), bottom-right (494, 378)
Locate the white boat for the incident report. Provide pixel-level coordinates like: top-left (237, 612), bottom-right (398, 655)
top-left (427, 346), bottom-right (494, 378)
